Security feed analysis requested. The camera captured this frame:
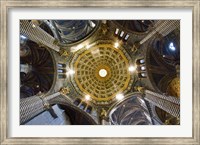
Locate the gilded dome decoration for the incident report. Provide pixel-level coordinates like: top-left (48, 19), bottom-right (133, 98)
top-left (71, 41), bottom-right (133, 105)
top-left (166, 77), bottom-right (180, 98)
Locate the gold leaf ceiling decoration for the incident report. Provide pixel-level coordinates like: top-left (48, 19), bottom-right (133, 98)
top-left (71, 41), bottom-right (133, 105)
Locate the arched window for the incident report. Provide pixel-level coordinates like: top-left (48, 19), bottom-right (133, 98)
top-left (57, 69), bottom-right (66, 73)
top-left (86, 106), bottom-right (92, 113)
top-left (58, 74), bottom-right (66, 79)
top-left (115, 28), bottom-right (119, 35)
top-left (57, 63), bottom-right (66, 68)
top-left (138, 72), bottom-right (147, 78)
top-left (140, 66), bottom-right (146, 71)
top-left (136, 58), bottom-right (145, 65)
top-left (79, 102), bottom-right (86, 110)
top-left (73, 98), bottom-right (81, 106)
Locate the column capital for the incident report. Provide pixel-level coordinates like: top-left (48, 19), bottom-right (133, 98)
top-left (60, 87), bottom-right (70, 95)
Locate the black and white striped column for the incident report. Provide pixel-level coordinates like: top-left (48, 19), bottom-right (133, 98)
top-left (139, 20), bottom-right (180, 45)
top-left (144, 90), bottom-right (180, 118)
top-left (20, 92), bottom-right (61, 124)
top-left (20, 20), bottom-right (60, 52)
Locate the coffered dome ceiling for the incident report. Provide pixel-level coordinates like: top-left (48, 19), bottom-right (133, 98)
top-left (71, 40), bottom-right (133, 105)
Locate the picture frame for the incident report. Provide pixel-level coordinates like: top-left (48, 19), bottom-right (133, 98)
top-left (0, 0), bottom-right (199, 144)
